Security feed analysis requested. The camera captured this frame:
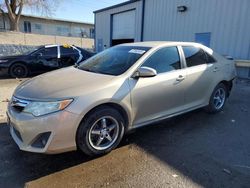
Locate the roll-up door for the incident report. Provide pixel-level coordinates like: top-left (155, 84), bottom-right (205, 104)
top-left (112, 10), bottom-right (135, 46)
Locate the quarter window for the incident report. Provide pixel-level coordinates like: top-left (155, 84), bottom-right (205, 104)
top-left (182, 46), bottom-right (207, 67)
top-left (205, 52), bottom-right (216, 63)
top-left (142, 47), bottom-right (181, 74)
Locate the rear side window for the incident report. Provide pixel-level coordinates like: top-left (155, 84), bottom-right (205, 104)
top-left (143, 47), bottom-right (181, 74)
top-left (80, 49), bottom-right (92, 59)
top-left (183, 46), bottom-right (207, 67)
top-left (60, 46), bottom-right (76, 55)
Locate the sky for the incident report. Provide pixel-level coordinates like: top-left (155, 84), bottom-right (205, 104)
top-left (22, 0), bottom-right (127, 24)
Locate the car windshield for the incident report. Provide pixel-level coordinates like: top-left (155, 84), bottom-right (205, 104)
top-left (22, 46), bottom-right (42, 55)
top-left (77, 46), bottom-right (150, 76)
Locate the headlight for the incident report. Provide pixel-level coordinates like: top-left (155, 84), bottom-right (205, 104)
top-left (23, 99), bottom-right (73, 117)
top-left (0, 59), bottom-right (8, 63)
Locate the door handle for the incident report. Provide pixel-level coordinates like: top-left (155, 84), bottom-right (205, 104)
top-left (176, 75), bottom-right (185, 81)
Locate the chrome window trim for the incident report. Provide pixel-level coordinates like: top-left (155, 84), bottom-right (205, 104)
top-left (57, 45), bottom-right (61, 59)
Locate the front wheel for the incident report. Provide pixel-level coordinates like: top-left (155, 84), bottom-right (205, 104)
top-left (76, 107), bottom-right (125, 156)
top-left (9, 63), bottom-right (28, 78)
top-left (205, 83), bottom-right (228, 113)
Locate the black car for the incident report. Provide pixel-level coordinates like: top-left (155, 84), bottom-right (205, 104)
top-left (0, 44), bottom-right (94, 78)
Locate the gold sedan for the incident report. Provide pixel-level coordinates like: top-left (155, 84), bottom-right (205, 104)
top-left (7, 42), bottom-right (236, 156)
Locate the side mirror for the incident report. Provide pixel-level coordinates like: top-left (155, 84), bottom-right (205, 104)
top-left (36, 53), bottom-right (42, 57)
top-left (132, 66), bottom-right (157, 78)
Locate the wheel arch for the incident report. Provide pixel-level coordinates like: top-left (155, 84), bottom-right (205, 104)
top-left (219, 80), bottom-right (233, 97)
top-left (8, 61), bottom-right (29, 75)
top-left (78, 102), bottom-right (130, 132)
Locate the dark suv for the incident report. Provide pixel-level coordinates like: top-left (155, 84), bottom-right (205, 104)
top-left (0, 45), bottom-right (94, 78)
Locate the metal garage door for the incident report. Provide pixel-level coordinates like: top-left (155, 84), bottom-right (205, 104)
top-left (112, 10), bottom-right (135, 45)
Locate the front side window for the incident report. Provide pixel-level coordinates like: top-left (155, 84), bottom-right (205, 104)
top-left (142, 47), bottom-right (181, 74)
top-left (78, 46), bottom-right (150, 76)
top-left (37, 47), bottom-right (57, 57)
top-left (183, 46), bottom-right (207, 67)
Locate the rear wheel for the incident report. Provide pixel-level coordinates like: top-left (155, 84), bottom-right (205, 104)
top-left (76, 107), bottom-right (125, 156)
top-left (9, 63), bottom-right (28, 78)
top-left (205, 83), bottom-right (228, 113)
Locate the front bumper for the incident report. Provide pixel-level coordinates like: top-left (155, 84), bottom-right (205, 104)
top-left (0, 66), bottom-right (9, 76)
top-left (7, 103), bottom-right (80, 154)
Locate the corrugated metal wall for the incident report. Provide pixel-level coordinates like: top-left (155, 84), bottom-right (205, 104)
top-left (143, 0), bottom-right (250, 59)
top-left (95, 1), bottom-right (143, 52)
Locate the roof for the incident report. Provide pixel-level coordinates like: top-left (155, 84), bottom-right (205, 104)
top-left (94, 0), bottom-right (141, 13)
top-left (120, 41), bottom-right (202, 47)
top-left (20, 14), bottom-right (94, 26)
top-left (120, 41), bottom-right (214, 54)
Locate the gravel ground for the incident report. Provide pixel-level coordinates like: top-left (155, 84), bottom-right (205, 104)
top-left (0, 78), bottom-right (249, 188)
top-left (0, 77), bottom-right (28, 122)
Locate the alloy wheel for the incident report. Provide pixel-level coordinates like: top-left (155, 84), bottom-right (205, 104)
top-left (213, 88), bottom-right (226, 110)
top-left (88, 116), bottom-right (120, 150)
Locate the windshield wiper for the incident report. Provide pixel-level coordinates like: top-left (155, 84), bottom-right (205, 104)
top-left (75, 66), bottom-right (115, 75)
top-left (81, 67), bottom-right (100, 73)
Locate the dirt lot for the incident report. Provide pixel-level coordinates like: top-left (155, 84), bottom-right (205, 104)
top-left (0, 77), bottom-right (28, 121)
top-left (0, 78), bottom-right (250, 188)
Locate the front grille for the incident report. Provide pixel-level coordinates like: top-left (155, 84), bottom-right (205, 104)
top-left (10, 96), bottom-right (30, 113)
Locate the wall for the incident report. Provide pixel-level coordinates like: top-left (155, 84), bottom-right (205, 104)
top-left (0, 45), bottom-right (36, 56)
top-left (0, 31), bottom-right (94, 49)
top-left (95, 0), bottom-right (143, 52)
top-left (95, 0), bottom-right (250, 60)
top-left (143, 0), bottom-right (250, 60)
top-left (235, 60), bottom-right (250, 79)
top-left (0, 14), bottom-right (94, 38)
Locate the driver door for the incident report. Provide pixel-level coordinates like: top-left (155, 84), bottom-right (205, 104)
top-left (35, 46), bottom-right (59, 72)
top-left (129, 46), bottom-right (187, 126)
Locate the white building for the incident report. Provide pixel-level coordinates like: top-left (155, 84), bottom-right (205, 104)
top-left (94, 0), bottom-right (250, 60)
top-left (0, 14), bottom-right (94, 38)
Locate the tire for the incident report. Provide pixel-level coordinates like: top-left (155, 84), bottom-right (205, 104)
top-left (76, 106), bottom-right (125, 156)
top-left (205, 83), bottom-right (228, 114)
top-left (9, 63), bottom-right (28, 78)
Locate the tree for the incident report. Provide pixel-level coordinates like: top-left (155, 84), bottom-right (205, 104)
top-left (0, 0), bottom-right (58, 31)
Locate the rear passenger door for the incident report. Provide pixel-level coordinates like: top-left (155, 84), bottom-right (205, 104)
top-left (59, 46), bottom-right (80, 67)
top-left (181, 46), bottom-right (218, 108)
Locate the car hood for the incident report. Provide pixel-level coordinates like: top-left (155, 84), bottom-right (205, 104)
top-left (14, 67), bottom-right (116, 100)
top-left (0, 55), bottom-right (26, 60)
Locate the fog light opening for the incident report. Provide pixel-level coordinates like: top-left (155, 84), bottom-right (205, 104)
top-left (31, 132), bottom-right (51, 148)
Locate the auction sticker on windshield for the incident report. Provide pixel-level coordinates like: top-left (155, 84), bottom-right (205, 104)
top-left (129, 49), bottom-right (146, 55)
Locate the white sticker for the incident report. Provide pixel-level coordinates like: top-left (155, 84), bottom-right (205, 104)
top-left (129, 49), bottom-right (146, 55)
